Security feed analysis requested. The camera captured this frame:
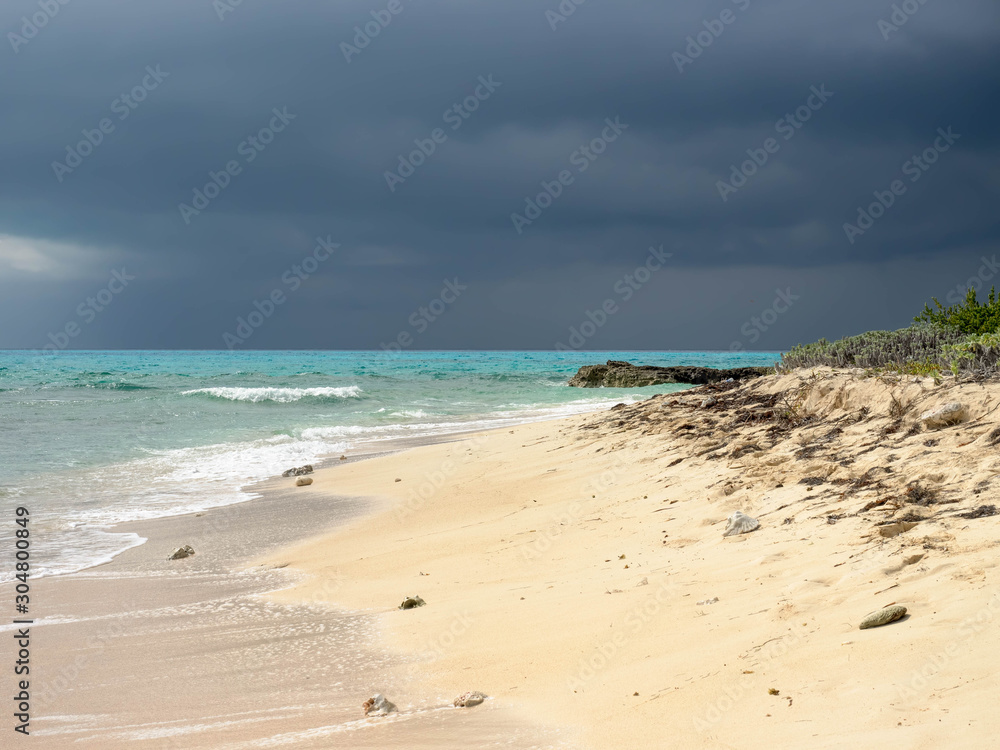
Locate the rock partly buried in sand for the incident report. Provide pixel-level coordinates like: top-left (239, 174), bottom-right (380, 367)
top-left (723, 511), bottom-right (760, 537)
top-left (919, 402), bottom-right (967, 429)
top-left (282, 464), bottom-right (314, 477)
top-left (362, 693), bottom-right (396, 717)
top-left (859, 604), bottom-right (907, 630)
top-left (453, 691), bottom-right (487, 707)
top-left (399, 595), bottom-right (426, 610)
top-left (168, 545), bottom-right (195, 560)
top-left (877, 520), bottom-right (918, 538)
top-left (567, 361), bottom-right (771, 388)
top-left (295, 476), bottom-right (313, 487)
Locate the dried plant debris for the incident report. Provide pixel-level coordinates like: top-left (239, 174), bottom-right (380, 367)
top-left (798, 476), bottom-right (825, 486)
top-left (731, 444), bottom-right (762, 459)
top-left (904, 482), bottom-right (939, 506)
top-left (849, 467), bottom-right (889, 493)
top-left (959, 505), bottom-right (998, 519)
top-left (858, 496), bottom-right (891, 512)
top-left (889, 395), bottom-right (910, 419)
top-left (880, 419), bottom-right (903, 437)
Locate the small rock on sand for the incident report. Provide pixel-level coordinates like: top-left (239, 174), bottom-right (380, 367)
top-left (453, 691), bottom-right (487, 707)
top-left (281, 464), bottom-right (314, 477)
top-left (399, 595), bottom-right (426, 610)
top-left (859, 604), bottom-right (907, 629)
top-left (295, 476), bottom-right (313, 486)
top-left (362, 693), bottom-right (396, 717)
top-left (168, 545), bottom-right (194, 560)
top-left (919, 402), bottom-right (967, 429)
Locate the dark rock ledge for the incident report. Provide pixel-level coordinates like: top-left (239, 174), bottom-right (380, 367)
top-left (567, 360), bottom-right (772, 388)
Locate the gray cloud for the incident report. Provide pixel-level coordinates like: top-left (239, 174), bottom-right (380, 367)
top-left (0, 0), bottom-right (998, 351)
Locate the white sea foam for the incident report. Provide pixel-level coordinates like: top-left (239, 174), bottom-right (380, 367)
top-left (0, 435), bottom-right (347, 581)
top-left (388, 409), bottom-right (430, 418)
top-left (181, 386), bottom-right (362, 403)
top-left (9, 388), bottom-right (670, 582)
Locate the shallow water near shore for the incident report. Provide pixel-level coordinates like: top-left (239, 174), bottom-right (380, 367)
top-left (0, 350), bottom-right (778, 580)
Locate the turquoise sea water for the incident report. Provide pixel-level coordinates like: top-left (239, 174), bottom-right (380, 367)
top-left (0, 350), bottom-right (778, 579)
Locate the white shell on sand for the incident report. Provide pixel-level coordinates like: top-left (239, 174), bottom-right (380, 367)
top-left (453, 691), bottom-right (487, 707)
top-left (362, 693), bottom-right (396, 717)
top-left (723, 511), bottom-right (760, 537)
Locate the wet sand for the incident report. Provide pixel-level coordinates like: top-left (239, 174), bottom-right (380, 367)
top-left (8, 439), bottom-right (570, 749)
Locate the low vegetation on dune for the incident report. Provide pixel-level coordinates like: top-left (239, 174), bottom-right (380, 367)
top-left (781, 287), bottom-right (1000, 377)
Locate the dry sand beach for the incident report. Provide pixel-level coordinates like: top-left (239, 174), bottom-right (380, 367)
top-left (264, 368), bottom-right (1000, 749)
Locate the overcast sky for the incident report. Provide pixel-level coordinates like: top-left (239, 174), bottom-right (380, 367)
top-left (1, 0), bottom-right (998, 352)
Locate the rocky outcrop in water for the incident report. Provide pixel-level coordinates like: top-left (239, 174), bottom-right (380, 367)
top-left (568, 361), bottom-right (772, 388)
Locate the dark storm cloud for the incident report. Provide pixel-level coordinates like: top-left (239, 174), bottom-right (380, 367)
top-left (0, 0), bottom-right (998, 351)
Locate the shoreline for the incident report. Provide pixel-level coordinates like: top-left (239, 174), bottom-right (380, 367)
top-left (10, 417), bottom-right (590, 748)
top-left (260, 368), bottom-right (1000, 749)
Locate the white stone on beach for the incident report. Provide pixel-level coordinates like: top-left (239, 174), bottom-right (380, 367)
top-left (362, 693), bottom-right (396, 717)
top-left (919, 402), bottom-right (967, 429)
top-left (453, 691), bottom-right (487, 707)
top-left (723, 511), bottom-right (760, 537)
top-left (167, 545), bottom-right (194, 560)
top-left (859, 604), bottom-right (907, 630)
top-left (295, 476), bottom-right (313, 486)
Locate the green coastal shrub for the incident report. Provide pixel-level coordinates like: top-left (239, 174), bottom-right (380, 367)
top-left (781, 288), bottom-right (1000, 377)
top-left (914, 287), bottom-right (1000, 334)
top-left (780, 324), bottom-right (967, 372)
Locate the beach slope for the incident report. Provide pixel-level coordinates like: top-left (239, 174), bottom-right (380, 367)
top-left (265, 368), bottom-right (1000, 749)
